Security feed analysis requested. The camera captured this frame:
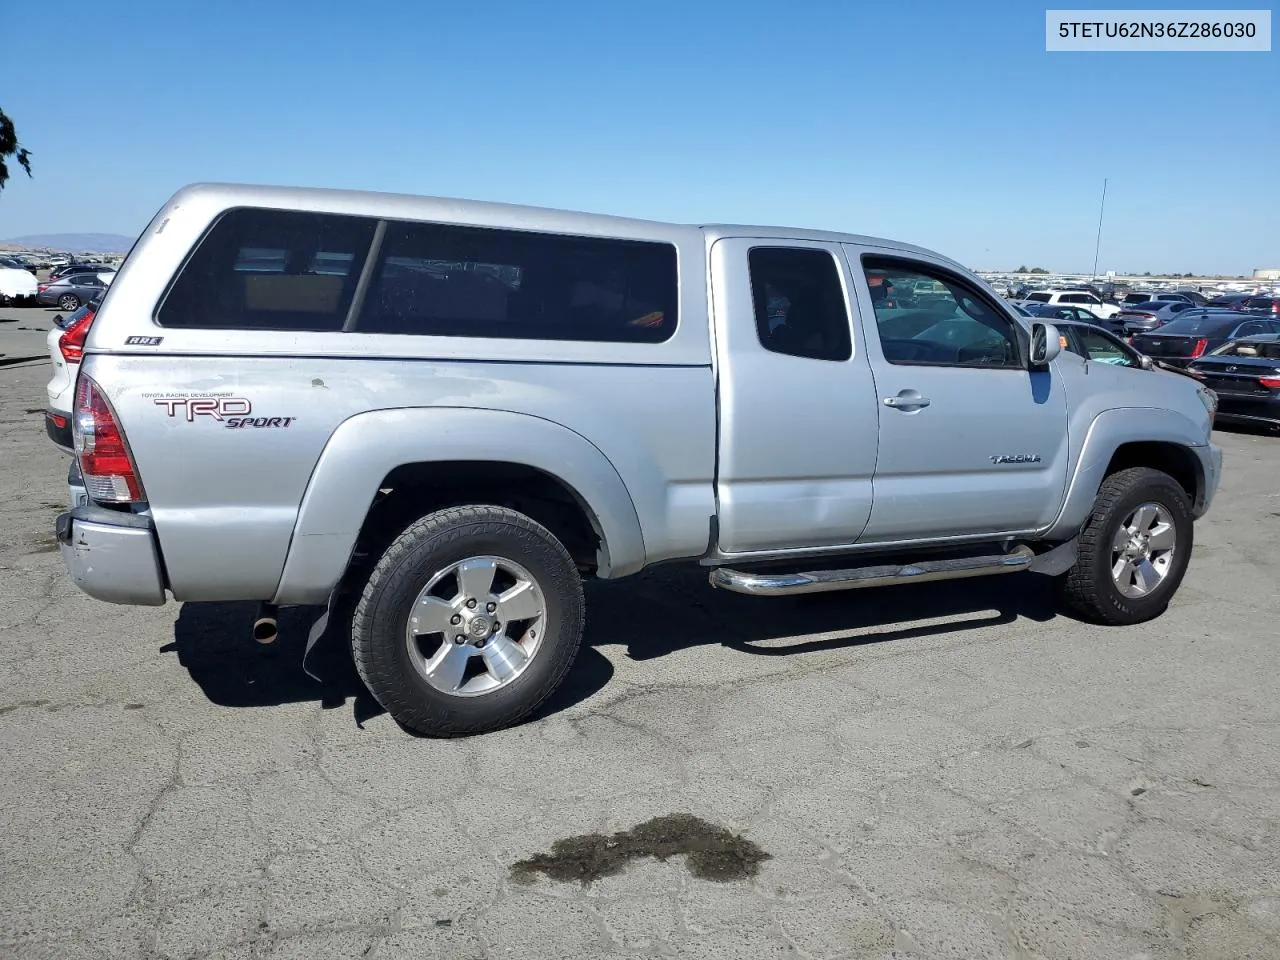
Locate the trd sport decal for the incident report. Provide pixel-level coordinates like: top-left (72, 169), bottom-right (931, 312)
top-left (152, 396), bottom-right (296, 428)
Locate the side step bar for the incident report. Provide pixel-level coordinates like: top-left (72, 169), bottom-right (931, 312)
top-left (709, 545), bottom-right (1036, 597)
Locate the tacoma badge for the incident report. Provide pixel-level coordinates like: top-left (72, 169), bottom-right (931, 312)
top-left (990, 454), bottom-right (1042, 464)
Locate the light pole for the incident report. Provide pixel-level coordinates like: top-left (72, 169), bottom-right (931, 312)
top-left (1092, 178), bottom-right (1108, 280)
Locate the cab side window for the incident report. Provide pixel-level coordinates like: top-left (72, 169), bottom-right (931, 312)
top-left (861, 257), bottom-right (1021, 368)
top-left (748, 247), bottom-right (851, 362)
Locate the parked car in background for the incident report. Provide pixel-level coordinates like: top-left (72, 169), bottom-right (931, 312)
top-left (1206, 293), bottom-right (1254, 310)
top-left (48, 262), bottom-right (114, 283)
top-left (1023, 289), bottom-right (1122, 318)
top-left (1118, 300), bottom-right (1198, 334)
top-left (0, 264), bottom-right (39, 306)
top-left (1186, 335), bottom-right (1280, 430)
top-left (1239, 296), bottom-right (1280, 316)
top-left (1024, 301), bottom-right (1125, 335)
top-left (36, 272), bottom-right (110, 311)
top-left (43, 299), bottom-right (101, 455)
top-left (0, 255), bottom-right (39, 276)
top-left (1119, 291), bottom-right (1204, 308)
top-left (1130, 312), bottom-right (1280, 367)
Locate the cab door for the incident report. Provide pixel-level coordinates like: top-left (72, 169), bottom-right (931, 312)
top-left (710, 238), bottom-right (880, 555)
top-left (843, 245), bottom-right (1071, 543)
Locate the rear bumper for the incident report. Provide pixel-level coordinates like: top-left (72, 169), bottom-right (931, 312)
top-left (44, 410), bottom-right (73, 451)
top-left (55, 503), bottom-right (167, 606)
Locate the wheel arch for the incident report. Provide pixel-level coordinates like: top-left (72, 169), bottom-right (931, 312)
top-left (271, 407), bottom-right (646, 604)
top-left (1046, 407), bottom-right (1212, 539)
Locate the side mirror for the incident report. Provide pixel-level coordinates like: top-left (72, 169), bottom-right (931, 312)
top-left (1139, 355), bottom-right (1154, 370)
top-left (1030, 322), bottom-right (1062, 366)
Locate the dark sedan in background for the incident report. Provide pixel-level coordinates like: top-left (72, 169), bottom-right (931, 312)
top-left (1130, 312), bottom-right (1280, 367)
top-left (35, 272), bottom-right (110, 311)
top-left (1206, 293), bottom-right (1255, 310)
top-left (1240, 296), bottom-right (1280, 316)
top-left (1187, 336), bottom-right (1280, 430)
top-left (47, 262), bottom-right (114, 283)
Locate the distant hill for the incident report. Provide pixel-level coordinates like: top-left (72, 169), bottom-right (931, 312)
top-left (5, 233), bottom-right (137, 253)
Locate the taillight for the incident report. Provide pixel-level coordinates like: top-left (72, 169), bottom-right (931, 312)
top-left (1189, 338), bottom-right (1209, 358)
top-left (58, 308), bottom-right (95, 363)
top-left (74, 375), bottom-right (145, 504)
top-left (38, 282), bottom-right (50, 292)
top-left (1260, 377), bottom-right (1280, 389)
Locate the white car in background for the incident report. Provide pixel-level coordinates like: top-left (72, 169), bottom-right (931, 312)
top-left (1023, 289), bottom-right (1123, 319)
top-left (43, 299), bottom-right (99, 456)
top-left (0, 265), bottom-right (38, 306)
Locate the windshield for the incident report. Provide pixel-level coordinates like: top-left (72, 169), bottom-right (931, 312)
top-left (1210, 337), bottom-right (1280, 359)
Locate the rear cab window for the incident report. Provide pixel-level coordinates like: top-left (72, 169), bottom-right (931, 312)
top-left (156, 207), bottom-right (679, 344)
top-left (158, 208), bottom-right (377, 330)
top-left (357, 221), bottom-right (677, 343)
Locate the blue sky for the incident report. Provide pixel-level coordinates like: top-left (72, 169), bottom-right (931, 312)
top-left (1, 0), bottom-right (1276, 273)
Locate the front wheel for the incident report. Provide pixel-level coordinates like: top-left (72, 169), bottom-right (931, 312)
top-left (351, 504), bottom-right (585, 737)
top-left (1060, 467), bottom-right (1194, 625)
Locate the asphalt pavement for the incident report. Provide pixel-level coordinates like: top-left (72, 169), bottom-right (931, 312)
top-left (2, 304), bottom-right (1279, 959)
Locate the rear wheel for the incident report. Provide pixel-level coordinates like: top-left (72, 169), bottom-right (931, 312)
top-left (58, 294), bottom-right (80, 311)
top-left (1060, 467), bottom-right (1193, 625)
top-left (351, 504), bottom-right (585, 736)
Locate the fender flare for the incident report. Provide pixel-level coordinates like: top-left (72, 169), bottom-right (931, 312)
top-left (272, 407), bottom-right (646, 604)
top-left (1044, 406), bottom-right (1210, 539)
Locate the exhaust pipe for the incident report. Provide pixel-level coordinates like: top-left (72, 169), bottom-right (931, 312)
top-left (253, 603), bottom-right (279, 645)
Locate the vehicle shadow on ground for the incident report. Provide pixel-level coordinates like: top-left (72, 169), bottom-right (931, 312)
top-left (587, 566), bottom-right (1061, 662)
top-left (166, 569), bottom-right (1060, 729)
top-left (166, 598), bottom-right (617, 730)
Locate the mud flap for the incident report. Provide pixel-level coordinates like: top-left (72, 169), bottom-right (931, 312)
top-left (1027, 537), bottom-right (1079, 577)
top-left (301, 588), bottom-right (339, 684)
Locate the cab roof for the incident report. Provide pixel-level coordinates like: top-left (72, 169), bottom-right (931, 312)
top-left (165, 182), bottom-right (964, 272)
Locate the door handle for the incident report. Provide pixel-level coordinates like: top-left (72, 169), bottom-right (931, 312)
top-left (883, 391), bottom-right (931, 410)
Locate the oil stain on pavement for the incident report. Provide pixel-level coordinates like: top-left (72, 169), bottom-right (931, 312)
top-left (510, 813), bottom-right (770, 886)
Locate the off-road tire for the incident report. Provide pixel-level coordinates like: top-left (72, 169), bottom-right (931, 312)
top-left (351, 504), bottom-right (585, 737)
top-left (1060, 467), bottom-right (1193, 625)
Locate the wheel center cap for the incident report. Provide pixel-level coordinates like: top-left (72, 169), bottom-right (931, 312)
top-left (468, 616), bottom-right (492, 638)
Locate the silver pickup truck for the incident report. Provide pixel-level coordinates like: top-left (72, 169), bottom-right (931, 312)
top-left (55, 183), bottom-right (1223, 736)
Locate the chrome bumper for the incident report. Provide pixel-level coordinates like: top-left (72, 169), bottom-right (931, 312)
top-left (55, 504), bottom-right (167, 606)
